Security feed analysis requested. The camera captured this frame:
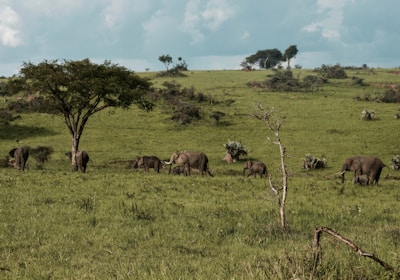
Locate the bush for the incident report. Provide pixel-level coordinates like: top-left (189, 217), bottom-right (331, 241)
top-left (223, 140), bottom-right (248, 161)
top-left (391, 155), bottom-right (400, 170)
top-left (317, 64), bottom-right (347, 79)
top-left (30, 146), bottom-right (54, 168)
top-left (171, 102), bottom-right (201, 124)
top-left (303, 154), bottom-right (327, 170)
top-left (361, 109), bottom-right (376, 120)
top-left (210, 111), bottom-right (225, 123)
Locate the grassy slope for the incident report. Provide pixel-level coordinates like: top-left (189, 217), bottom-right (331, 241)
top-left (0, 68), bottom-right (399, 279)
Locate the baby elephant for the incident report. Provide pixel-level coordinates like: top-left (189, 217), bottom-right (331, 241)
top-left (137, 156), bottom-right (162, 173)
top-left (243, 160), bottom-right (268, 178)
top-left (354, 174), bottom-right (370, 186)
top-left (171, 165), bottom-right (185, 175)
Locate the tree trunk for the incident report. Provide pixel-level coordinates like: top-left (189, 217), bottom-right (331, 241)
top-left (278, 143), bottom-right (287, 229)
top-left (71, 133), bottom-right (80, 171)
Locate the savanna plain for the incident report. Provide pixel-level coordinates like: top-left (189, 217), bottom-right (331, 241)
top-left (1, 68), bottom-right (400, 279)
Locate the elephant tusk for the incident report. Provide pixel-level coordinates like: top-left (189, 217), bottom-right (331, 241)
top-left (336, 171), bottom-right (345, 175)
top-left (163, 161), bottom-right (173, 165)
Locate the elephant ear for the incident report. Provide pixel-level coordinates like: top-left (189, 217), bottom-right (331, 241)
top-left (9, 148), bottom-right (17, 158)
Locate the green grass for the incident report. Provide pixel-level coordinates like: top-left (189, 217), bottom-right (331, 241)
top-left (1, 68), bottom-right (400, 279)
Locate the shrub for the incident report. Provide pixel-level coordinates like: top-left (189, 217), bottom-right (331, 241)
top-left (171, 102), bottom-right (201, 124)
top-left (318, 64), bottom-right (347, 79)
top-left (391, 155), bottom-right (400, 170)
top-left (30, 146), bottom-right (54, 168)
top-left (223, 140), bottom-right (248, 161)
top-left (210, 111), bottom-right (225, 123)
top-left (303, 154), bottom-right (327, 170)
top-left (361, 109), bottom-right (376, 120)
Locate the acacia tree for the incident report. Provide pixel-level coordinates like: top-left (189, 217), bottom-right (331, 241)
top-left (158, 54), bottom-right (173, 71)
top-left (284, 45), bottom-right (298, 69)
top-left (13, 59), bottom-right (153, 171)
top-left (245, 48), bottom-right (283, 69)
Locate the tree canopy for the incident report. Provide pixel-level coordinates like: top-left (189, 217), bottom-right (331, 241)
top-left (11, 58), bottom-right (153, 171)
top-left (284, 45), bottom-right (298, 69)
top-left (159, 54), bottom-right (173, 71)
top-left (242, 45), bottom-right (298, 69)
top-left (244, 48), bottom-right (283, 69)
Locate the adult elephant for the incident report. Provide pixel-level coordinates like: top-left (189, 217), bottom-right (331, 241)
top-left (66, 151), bottom-right (90, 172)
top-left (164, 151), bottom-right (213, 176)
top-left (9, 147), bottom-right (29, 171)
top-left (340, 156), bottom-right (386, 185)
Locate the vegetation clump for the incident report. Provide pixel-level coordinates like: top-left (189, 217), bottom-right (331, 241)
top-left (223, 140), bottom-right (248, 161)
top-left (247, 70), bottom-right (303, 92)
top-left (30, 145), bottom-right (54, 168)
top-left (157, 54), bottom-right (188, 77)
top-left (356, 86), bottom-right (400, 103)
top-left (361, 109), bottom-right (376, 120)
top-left (210, 111), bottom-right (226, 123)
top-left (317, 64), bottom-right (347, 79)
top-left (303, 154), bottom-right (327, 170)
top-left (150, 81), bottom-right (221, 124)
top-left (391, 155), bottom-right (400, 170)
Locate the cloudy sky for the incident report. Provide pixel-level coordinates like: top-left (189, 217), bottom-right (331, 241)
top-left (0, 0), bottom-right (399, 76)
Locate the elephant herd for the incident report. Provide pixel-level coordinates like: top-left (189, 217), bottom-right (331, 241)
top-left (134, 151), bottom-right (270, 178)
top-left (6, 146), bottom-right (388, 185)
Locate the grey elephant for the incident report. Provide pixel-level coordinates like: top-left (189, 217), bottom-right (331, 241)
top-left (164, 151), bottom-right (213, 176)
top-left (137, 156), bottom-right (162, 173)
top-left (243, 160), bottom-right (268, 178)
top-left (66, 151), bottom-right (90, 172)
top-left (9, 147), bottom-right (29, 171)
top-left (355, 174), bottom-right (370, 186)
top-left (341, 156), bottom-right (386, 185)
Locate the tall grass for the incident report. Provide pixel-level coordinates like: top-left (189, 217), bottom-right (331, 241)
top-left (1, 68), bottom-right (400, 279)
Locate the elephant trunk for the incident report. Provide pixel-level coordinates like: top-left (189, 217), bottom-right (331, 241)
top-left (340, 169), bottom-right (346, 183)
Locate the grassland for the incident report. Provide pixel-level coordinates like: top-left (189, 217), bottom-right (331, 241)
top-left (1, 68), bottom-right (400, 279)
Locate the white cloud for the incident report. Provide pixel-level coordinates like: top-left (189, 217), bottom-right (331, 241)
top-left (241, 31), bottom-right (250, 40)
top-left (102, 0), bottom-right (150, 30)
top-left (201, 0), bottom-right (236, 31)
top-left (181, 0), bottom-right (205, 44)
top-left (0, 6), bottom-right (22, 47)
top-left (181, 0), bottom-right (236, 45)
top-left (302, 0), bottom-right (350, 41)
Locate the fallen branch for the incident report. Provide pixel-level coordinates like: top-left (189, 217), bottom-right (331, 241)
top-left (312, 226), bottom-right (399, 278)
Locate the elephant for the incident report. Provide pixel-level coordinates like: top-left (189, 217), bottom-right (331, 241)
top-left (171, 165), bottom-right (185, 175)
top-left (129, 159), bottom-right (139, 169)
top-left (355, 174), bottom-right (370, 186)
top-left (164, 151), bottom-right (213, 176)
top-left (243, 160), bottom-right (268, 178)
top-left (9, 147), bottom-right (29, 171)
top-left (341, 156), bottom-right (386, 185)
top-left (137, 156), bottom-right (162, 173)
top-left (66, 151), bottom-right (90, 172)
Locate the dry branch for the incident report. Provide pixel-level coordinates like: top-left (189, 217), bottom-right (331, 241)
top-left (312, 226), bottom-right (398, 277)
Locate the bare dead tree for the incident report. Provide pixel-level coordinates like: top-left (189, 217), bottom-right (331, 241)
top-left (312, 226), bottom-right (399, 279)
top-left (254, 104), bottom-right (288, 230)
